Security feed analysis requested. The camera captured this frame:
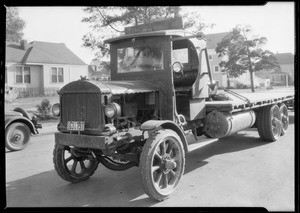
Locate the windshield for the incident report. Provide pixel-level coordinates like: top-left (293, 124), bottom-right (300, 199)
top-left (117, 44), bottom-right (164, 73)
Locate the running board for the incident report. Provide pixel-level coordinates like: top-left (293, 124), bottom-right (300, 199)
top-left (185, 132), bottom-right (219, 152)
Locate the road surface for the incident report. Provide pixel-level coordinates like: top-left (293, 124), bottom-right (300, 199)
top-left (5, 112), bottom-right (295, 211)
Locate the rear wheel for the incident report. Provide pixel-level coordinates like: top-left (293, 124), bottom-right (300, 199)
top-left (140, 129), bottom-right (185, 201)
top-left (279, 103), bottom-right (289, 135)
top-left (257, 105), bottom-right (281, 142)
top-left (5, 122), bottom-right (31, 151)
top-left (53, 144), bottom-right (99, 183)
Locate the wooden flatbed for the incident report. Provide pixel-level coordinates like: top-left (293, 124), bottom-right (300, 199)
top-left (206, 88), bottom-right (294, 113)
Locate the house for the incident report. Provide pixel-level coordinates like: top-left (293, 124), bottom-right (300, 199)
top-left (88, 59), bottom-right (110, 81)
top-left (205, 32), bottom-right (229, 88)
top-left (256, 53), bottom-right (294, 86)
top-left (5, 40), bottom-right (88, 98)
top-left (205, 32), bottom-right (268, 88)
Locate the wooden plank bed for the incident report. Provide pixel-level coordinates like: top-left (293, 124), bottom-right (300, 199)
top-left (205, 89), bottom-right (294, 113)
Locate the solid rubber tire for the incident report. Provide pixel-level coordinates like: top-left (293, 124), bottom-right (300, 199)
top-left (53, 144), bottom-right (99, 183)
top-left (256, 105), bottom-right (281, 142)
top-left (140, 129), bottom-right (185, 201)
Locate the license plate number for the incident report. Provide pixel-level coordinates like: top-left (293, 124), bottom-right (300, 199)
top-left (67, 121), bottom-right (85, 131)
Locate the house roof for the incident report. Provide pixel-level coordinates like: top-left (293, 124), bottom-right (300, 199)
top-left (274, 53), bottom-right (294, 64)
top-left (205, 32), bottom-right (230, 50)
top-left (6, 41), bottom-right (86, 65)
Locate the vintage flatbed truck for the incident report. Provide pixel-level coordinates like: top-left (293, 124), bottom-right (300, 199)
top-left (52, 18), bottom-right (294, 201)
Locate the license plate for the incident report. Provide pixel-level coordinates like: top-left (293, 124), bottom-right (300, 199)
top-left (67, 121), bottom-right (85, 131)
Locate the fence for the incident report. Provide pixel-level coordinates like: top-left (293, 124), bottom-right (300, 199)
top-left (5, 87), bottom-right (60, 99)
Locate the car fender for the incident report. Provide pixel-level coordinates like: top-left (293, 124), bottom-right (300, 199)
top-left (5, 117), bottom-right (37, 134)
top-left (140, 120), bottom-right (188, 154)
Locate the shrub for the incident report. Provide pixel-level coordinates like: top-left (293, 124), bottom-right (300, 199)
top-left (36, 98), bottom-right (52, 119)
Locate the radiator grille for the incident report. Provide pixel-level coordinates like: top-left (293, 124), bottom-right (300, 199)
top-left (61, 93), bottom-right (103, 134)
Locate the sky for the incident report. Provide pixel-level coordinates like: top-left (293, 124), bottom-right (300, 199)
top-left (17, 3), bottom-right (295, 64)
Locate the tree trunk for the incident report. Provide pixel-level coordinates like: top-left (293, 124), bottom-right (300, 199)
top-left (227, 73), bottom-right (230, 88)
top-left (249, 69), bottom-right (255, 92)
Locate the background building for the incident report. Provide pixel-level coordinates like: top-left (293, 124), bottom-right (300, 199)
top-left (88, 60), bottom-right (111, 81)
top-left (5, 40), bottom-right (88, 98)
top-left (256, 53), bottom-right (294, 86)
top-left (205, 32), bottom-right (229, 88)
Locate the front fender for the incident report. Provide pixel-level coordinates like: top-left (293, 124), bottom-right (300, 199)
top-left (140, 120), bottom-right (188, 154)
top-left (5, 117), bottom-right (37, 134)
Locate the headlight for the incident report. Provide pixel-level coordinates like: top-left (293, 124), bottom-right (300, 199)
top-left (104, 102), bottom-right (121, 118)
top-left (52, 103), bottom-right (60, 116)
top-left (172, 62), bottom-right (183, 73)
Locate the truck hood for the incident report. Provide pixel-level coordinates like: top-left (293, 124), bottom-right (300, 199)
top-left (59, 80), bottom-right (160, 95)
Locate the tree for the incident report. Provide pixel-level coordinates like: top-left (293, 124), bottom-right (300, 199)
top-left (81, 6), bottom-right (213, 59)
top-left (216, 25), bottom-right (279, 92)
top-left (6, 7), bottom-right (25, 42)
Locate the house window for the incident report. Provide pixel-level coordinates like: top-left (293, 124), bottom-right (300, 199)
top-left (214, 65), bottom-right (219, 72)
top-left (16, 66), bottom-right (23, 83)
top-left (51, 67), bottom-right (64, 83)
top-left (24, 67), bottom-right (31, 83)
top-left (15, 66), bottom-right (31, 84)
top-left (208, 55), bottom-right (213, 61)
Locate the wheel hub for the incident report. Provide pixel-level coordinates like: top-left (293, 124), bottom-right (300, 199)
top-left (282, 115), bottom-right (288, 123)
top-left (14, 134), bottom-right (21, 141)
top-left (272, 117), bottom-right (280, 126)
top-left (70, 148), bottom-right (83, 159)
top-left (161, 155), bottom-right (177, 173)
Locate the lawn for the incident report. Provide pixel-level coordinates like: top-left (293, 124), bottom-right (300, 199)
top-left (5, 95), bottom-right (59, 114)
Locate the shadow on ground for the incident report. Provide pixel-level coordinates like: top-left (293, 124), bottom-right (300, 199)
top-left (184, 132), bottom-right (271, 174)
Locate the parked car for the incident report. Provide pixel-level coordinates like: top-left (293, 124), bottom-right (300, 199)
top-left (5, 107), bottom-right (42, 151)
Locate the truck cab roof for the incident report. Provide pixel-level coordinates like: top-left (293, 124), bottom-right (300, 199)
top-left (104, 29), bottom-right (195, 44)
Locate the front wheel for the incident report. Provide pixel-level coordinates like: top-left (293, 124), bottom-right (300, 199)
top-left (140, 129), bottom-right (185, 201)
top-left (53, 144), bottom-right (99, 183)
top-left (5, 122), bottom-right (31, 151)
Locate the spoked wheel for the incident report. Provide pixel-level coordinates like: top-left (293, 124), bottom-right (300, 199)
top-left (257, 105), bottom-right (282, 142)
top-left (140, 129), bottom-right (185, 201)
top-left (53, 144), bottom-right (99, 183)
top-left (279, 103), bottom-right (289, 135)
top-left (5, 122), bottom-right (31, 151)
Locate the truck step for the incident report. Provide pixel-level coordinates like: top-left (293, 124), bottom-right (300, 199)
top-left (185, 133), bottom-right (218, 152)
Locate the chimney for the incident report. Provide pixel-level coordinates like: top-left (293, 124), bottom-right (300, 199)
top-left (20, 40), bottom-right (28, 50)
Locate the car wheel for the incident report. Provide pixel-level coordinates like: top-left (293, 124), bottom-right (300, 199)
top-left (5, 122), bottom-right (31, 151)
